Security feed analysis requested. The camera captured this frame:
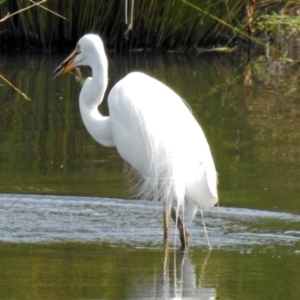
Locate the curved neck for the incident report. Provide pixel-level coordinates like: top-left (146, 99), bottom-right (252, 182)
top-left (79, 53), bottom-right (115, 147)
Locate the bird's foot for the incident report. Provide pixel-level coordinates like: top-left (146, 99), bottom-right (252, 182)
top-left (180, 244), bottom-right (189, 253)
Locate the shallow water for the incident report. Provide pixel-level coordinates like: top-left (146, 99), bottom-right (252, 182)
top-left (1, 194), bottom-right (300, 299)
top-left (1, 47), bottom-right (300, 299)
top-left (1, 193), bottom-right (300, 249)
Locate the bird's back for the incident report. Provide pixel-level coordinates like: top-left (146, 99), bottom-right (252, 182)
top-left (108, 72), bottom-right (218, 215)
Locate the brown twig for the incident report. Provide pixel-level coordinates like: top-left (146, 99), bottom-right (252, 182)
top-left (29, 0), bottom-right (68, 20)
top-left (0, 0), bottom-right (67, 101)
top-left (0, 0), bottom-right (46, 23)
top-left (0, 75), bottom-right (31, 101)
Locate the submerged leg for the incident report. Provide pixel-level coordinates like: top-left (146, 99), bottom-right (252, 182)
top-left (163, 209), bottom-right (169, 241)
top-left (200, 209), bottom-right (211, 250)
top-left (170, 207), bottom-right (189, 251)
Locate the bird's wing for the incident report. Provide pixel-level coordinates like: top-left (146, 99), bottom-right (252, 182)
top-left (108, 72), bottom-right (217, 208)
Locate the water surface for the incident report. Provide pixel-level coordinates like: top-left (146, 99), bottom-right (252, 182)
top-left (0, 193), bottom-right (300, 299)
top-left (0, 48), bottom-right (300, 299)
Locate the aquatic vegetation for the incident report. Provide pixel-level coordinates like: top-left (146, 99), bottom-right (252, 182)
top-left (254, 2), bottom-right (300, 39)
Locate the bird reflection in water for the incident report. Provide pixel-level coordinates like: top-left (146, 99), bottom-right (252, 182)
top-left (133, 245), bottom-right (216, 299)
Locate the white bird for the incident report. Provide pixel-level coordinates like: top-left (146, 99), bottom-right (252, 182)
top-left (54, 34), bottom-right (218, 250)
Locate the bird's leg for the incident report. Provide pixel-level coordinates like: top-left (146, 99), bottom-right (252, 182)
top-left (170, 207), bottom-right (189, 251)
top-left (163, 209), bottom-right (169, 241)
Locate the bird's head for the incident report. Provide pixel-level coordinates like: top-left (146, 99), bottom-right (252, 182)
top-left (53, 34), bottom-right (105, 78)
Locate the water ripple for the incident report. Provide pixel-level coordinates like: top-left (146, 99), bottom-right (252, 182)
top-left (0, 193), bottom-right (299, 249)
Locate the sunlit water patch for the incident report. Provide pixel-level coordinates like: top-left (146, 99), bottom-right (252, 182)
top-left (0, 194), bottom-right (299, 249)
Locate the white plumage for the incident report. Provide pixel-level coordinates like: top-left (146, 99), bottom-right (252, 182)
top-left (54, 34), bottom-right (218, 249)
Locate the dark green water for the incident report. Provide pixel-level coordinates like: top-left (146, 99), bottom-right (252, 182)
top-left (1, 241), bottom-right (299, 300)
top-left (0, 49), bottom-right (300, 299)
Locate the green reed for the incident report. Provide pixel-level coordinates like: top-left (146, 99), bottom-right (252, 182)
top-left (1, 1), bottom-right (298, 51)
top-left (0, 0), bottom-right (249, 51)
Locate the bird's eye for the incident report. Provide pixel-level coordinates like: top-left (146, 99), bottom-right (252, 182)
top-left (75, 45), bottom-right (81, 54)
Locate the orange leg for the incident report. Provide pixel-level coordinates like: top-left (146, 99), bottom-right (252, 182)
top-left (163, 210), bottom-right (169, 241)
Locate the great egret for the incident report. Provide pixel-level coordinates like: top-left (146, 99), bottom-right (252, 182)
top-left (54, 34), bottom-right (218, 250)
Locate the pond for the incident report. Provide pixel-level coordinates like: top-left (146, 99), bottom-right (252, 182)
top-left (0, 44), bottom-right (300, 299)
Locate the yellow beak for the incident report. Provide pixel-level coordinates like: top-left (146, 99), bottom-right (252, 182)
top-left (53, 50), bottom-right (77, 77)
